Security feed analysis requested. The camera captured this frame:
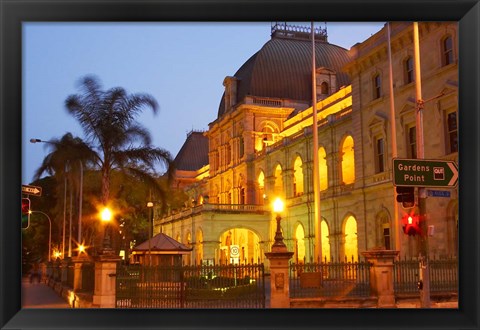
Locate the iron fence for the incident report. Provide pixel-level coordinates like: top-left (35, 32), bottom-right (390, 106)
top-left (289, 257), bottom-right (371, 298)
top-left (394, 256), bottom-right (458, 295)
top-left (116, 262), bottom-right (265, 308)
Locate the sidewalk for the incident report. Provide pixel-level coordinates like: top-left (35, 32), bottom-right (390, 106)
top-left (22, 277), bottom-right (71, 308)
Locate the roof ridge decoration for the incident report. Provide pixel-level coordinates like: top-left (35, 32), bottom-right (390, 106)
top-left (271, 22), bottom-right (328, 43)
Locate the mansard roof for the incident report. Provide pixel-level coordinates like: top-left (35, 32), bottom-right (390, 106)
top-left (218, 24), bottom-right (352, 118)
top-left (173, 131), bottom-right (209, 171)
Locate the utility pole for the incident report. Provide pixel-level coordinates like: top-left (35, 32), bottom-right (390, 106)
top-left (413, 22), bottom-right (431, 308)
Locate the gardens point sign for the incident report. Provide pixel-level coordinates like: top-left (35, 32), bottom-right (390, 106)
top-left (393, 158), bottom-right (458, 188)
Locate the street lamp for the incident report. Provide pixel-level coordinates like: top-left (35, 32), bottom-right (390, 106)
top-left (100, 206), bottom-right (114, 255)
top-left (147, 201), bottom-right (154, 265)
top-left (272, 197), bottom-right (287, 248)
top-left (29, 210), bottom-right (52, 262)
top-left (30, 138), bottom-right (84, 257)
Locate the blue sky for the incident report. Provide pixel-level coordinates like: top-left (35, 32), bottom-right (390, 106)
top-left (23, 22), bottom-right (385, 183)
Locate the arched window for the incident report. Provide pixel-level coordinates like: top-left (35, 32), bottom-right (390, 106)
top-left (442, 35), bottom-right (454, 66)
top-left (274, 164), bottom-right (283, 197)
top-left (295, 224), bottom-right (306, 263)
top-left (320, 81), bottom-right (329, 95)
top-left (373, 74), bottom-right (382, 99)
top-left (405, 56), bottom-right (414, 84)
top-left (293, 156), bottom-right (304, 196)
top-left (341, 136), bottom-right (355, 184)
top-left (257, 171), bottom-right (265, 205)
top-left (196, 229), bottom-right (203, 265)
top-left (344, 216), bottom-right (358, 261)
top-left (319, 147), bottom-right (328, 191)
top-left (321, 220), bottom-right (331, 262)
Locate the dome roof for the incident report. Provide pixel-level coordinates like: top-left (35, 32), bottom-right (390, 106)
top-left (218, 27), bottom-right (352, 118)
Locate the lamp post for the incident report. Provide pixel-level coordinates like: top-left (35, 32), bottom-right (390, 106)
top-left (30, 210), bottom-right (52, 262)
top-left (272, 198), bottom-right (286, 249)
top-left (30, 138), bottom-right (84, 256)
top-left (100, 206), bottom-right (114, 255)
top-left (147, 201), bottom-right (154, 266)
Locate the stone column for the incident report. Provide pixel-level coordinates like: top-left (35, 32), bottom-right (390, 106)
top-left (362, 249), bottom-right (399, 308)
top-left (73, 254), bottom-right (92, 291)
top-left (92, 254), bottom-right (121, 308)
top-left (265, 214), bottom-right (294, 308)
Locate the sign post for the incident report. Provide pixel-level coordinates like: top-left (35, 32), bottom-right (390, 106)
top-left (393, 158), bottom-right (458, 188)
top-left (22, 184), bottom-right (43, 197)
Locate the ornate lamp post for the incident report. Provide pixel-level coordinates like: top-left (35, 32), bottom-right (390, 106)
top-left (264, 197), bottom-right (294, 308)
top-left (100, 207), bottom-right (114, 255)
top-left (272, 198), bottom-right (287, 249)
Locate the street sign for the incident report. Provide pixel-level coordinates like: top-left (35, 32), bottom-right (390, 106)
top-left (230, 245), bottom-right (240, 258)
top-left (22, 184), bottom-right (42, 197)
top-left (427, 190), bottom-right (451, 198)
top-left (393, 158), bottom-right (458, 188)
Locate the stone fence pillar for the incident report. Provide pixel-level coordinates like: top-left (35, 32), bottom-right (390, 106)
top-left (92, 254), bottom-right (121, 308)
top-left (362, 249), bottom-right (399, 308)
top-left (264, 210), bottom-right (294, 308)
top-left (73, 254), bottom-right (93, 292)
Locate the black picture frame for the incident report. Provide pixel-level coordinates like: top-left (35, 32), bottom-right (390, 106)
top-left (1, 0), bottom-right (479, 329)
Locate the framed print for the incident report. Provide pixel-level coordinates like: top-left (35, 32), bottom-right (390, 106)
top-left (1, 0), bottom-right (479, 329)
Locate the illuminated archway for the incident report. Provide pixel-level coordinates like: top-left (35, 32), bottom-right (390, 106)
top-left (341, 136), bottom-right (355, 184)
top-left (293, 156), bottom-right (304, 196)
top-left (219, 228), bottom-right (261, 264)
top-left (274, 164), bottom-right (283, 197)
top-left (294, 224), bottom-right (306, 263)
top-left (344, 216), bottom-right (358, 261)
top-left (321, 220), bottom-right (331, 262)
top-left (319, 147), bottom-right (328, 191)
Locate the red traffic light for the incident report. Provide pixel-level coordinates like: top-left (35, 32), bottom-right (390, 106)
top-left (402, 213), bottom-right (421, 236)
top-left (21, 198), bottom-right (31, 214)
top-left (22, 198), bottom-right (31, 229)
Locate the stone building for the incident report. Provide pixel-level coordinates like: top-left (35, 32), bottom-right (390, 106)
top-left (154, 22), bottom-right (458, 267)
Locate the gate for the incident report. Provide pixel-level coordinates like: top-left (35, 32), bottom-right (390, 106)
top-left (116, 263), bottom-right (265, 308)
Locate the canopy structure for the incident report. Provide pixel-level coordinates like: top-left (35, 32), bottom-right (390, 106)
top-left (131, 233), bottom-right (193, 265)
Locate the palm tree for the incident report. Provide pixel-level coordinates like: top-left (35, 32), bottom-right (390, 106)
top-left (64, 75), bottom-right (173, 207)
top-left (33, 132), bottom-right (95, 256)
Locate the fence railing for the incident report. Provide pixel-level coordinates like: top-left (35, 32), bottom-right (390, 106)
top-left (116, 262), bottom-right (265, 308)
top-left (394, 256), bottom-right (458, 295)
top-left (289, 257), bottom-right (371, 298)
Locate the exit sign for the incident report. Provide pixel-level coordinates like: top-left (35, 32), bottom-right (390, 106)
top-left (393, 158), bottom-right (458, 188)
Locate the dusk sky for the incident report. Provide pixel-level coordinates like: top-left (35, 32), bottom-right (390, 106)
top-left (22, 21), bottom-right (385, 184)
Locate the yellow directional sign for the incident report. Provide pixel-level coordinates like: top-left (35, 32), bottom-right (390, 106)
top-left (22, 184), bottom-right (42, 196)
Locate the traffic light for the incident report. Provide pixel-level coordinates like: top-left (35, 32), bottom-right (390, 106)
top-left (21, 198), bottom-right (31, 229)
top-left (396, 186), bottom-right (415, 208)
top-left (402, 213), bottom-right (421, 236)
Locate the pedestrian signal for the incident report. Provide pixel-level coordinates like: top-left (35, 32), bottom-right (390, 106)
top-left (402, 213), bottom-right (421, 236)
top-left (22, 198), bottom-right (31, 229)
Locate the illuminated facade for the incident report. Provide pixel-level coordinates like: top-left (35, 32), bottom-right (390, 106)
top-left (155, 22), bottom-right (458, 266)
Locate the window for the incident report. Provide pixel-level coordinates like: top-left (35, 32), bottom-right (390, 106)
top-left (293, 156), bottom-right (304, 196)
top-left (443, 36), bottom-right (454, 66)
top-left (341, 136), bottom-right (355, 184)
top-left (375, 138), bottom-right (385, 173)
top-left (373, 74), bottom-right (381, 99)
top-left (320, 82), bottom-right (329, 95)
top-left (405, 57), bottom-right (414, 84)
top-left (446, 111), bottom-right (458, 153)
top-left (407, 126), bottom-right (417, 159)
top-left (383, 227), bottom-right (391, 250)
